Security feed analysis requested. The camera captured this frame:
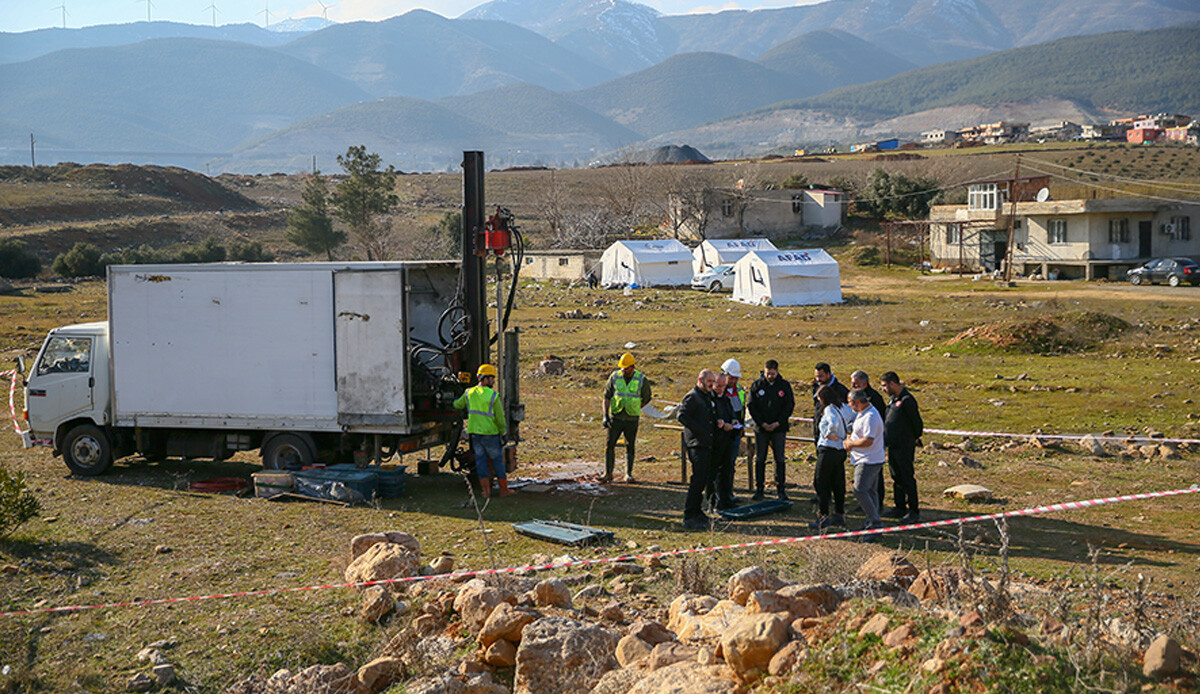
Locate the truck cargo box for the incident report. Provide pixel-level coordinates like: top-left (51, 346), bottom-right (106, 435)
top-left (107, 261), bottom-right (459, 434)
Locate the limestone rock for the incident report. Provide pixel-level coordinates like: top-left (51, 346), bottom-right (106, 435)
top-left (485, 638), bottom-right (518, 667)
top-left (590, 666), bottom-right (649, 694)
top-left (628, 619), bottom-right (676, 646)
top-left (534, 579), bottom-right (573, 608)
top-left (745, 590), bottom-right (819, 620)
top-left (286, 663), bottom-right (360, 694)
top-left (882, 623), bottom-right (915, 648)
top-left (514, 616), bottom-right (618, 694)
top-left (463, 671), bottom-right (509, 694)
top-left (616, 634), bottom-right (653, 666)
top-left (1078, 434), bottom-right (1107, 456)
top-left (856, 552), bottom-right (920, 583)
top-left (627, 661), bottom-right (740, 694)
top-left (344, 543), bottom-right (422, 587)
top-left (778, 583), bottom-right (842, 614)
top-left (668, 596), bottom-right (746, 641)
top-left (357, 657), bottom-right (404, 693)
top-left (720, 613), bottom-right (789, 679)
top-left (858, 613), bottom-right (890, 637)
top-left (768, 640), bottom-right (806, 676)
top-left (647, 641), bottom-right (698, 671)
top-left (455, 585), bottom-right (516, 634)
top-left (406, 673), bottom-right (465, 694)
top-left (728, 566), bottom-right (786, 605)
top-left (350, 532), bottom-right (421, 560)
top-left (908, 568), bottom-right (971, 603)
top-left (479, 603), bottom-right (541, 647)
top-left (429, 556), bottom-right (455, 575)
top-left (361, 586), bottom-right (395, 623)
top-left (599, 601), bottom-right (625, 622)
top-left (127, 673), bottom-right (154, 692)
top-left (1143, 634), bottom-right (1182, 679)
top-left (943, 483), bottom-right (992, 500)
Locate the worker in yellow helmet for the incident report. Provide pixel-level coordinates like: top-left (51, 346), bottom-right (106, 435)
top-left (601, 352), bottom-right (652, 484)
top-left (454, 364), bottom-right (511, 497)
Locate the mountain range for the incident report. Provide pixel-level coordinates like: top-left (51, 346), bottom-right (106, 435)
top-left (0, 0), bottom-right (1197, 173)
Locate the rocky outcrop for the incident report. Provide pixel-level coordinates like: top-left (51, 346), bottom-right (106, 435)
top-left (720, 613), bottom-right (790, 679)
top-left (513, 617), bottom-right (618, 694)
top-left (344, 543), bottom-right (422, 587)
top-left (728, 566), bottom-right (786, 605)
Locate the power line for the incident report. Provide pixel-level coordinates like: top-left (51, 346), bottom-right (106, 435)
top-left (1019, 162), bottom-right (1200, 205)
top-left (1021, 155), bottom-right (1200, 194)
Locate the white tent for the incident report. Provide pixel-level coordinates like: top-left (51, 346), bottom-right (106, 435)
top-left (600, 239), bottom-right (693, 287)
top-left (732, 249), bottom-right (842, 306)
top-left (692, 238), bottom-right (778, 275)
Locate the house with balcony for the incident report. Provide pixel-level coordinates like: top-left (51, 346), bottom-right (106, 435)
top-left (929, 178), bottom-right (1200, 279)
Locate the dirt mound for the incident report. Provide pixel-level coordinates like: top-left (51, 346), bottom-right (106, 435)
top-left (947, 311), bottom-right (1130, 353)
top-left (61, 164), bottom-right (257, 210)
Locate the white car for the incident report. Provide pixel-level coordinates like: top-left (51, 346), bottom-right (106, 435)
top-left (691, 264), bottom-right (735, 292)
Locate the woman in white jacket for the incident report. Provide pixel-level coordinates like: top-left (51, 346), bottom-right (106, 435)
top-left (810, 385), bottom-right (854, 529)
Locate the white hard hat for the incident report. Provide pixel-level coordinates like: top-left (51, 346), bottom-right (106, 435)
top-left (721, 358), bottom-right (741, 378)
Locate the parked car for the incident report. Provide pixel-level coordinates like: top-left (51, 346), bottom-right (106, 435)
top-left (692, 264), bottom-right (735, 292)
top-left (1126, 258), bottom-right (1200, 287)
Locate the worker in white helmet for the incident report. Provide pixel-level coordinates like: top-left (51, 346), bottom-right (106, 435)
top-left (707, 358), bottom-right (745, 509)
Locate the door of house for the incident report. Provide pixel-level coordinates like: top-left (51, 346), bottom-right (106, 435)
top-left (1138, 221), bottom-right (1152, 258)
top-left (991, 240), bottom-right (1008, 273)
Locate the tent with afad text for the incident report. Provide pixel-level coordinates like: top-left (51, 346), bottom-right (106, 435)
top-left (599, 239), bottom-right (693, 287)
top-left (691, 238), bottom-right (777, 275)
top-left (732, 249), bottom-right (842, 306)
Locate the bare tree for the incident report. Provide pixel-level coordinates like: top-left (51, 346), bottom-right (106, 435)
top-left (550, 206), bottom-right (628, 249)
top-left (648, 165), bottom-right (716, 241)
top-left (591, 162), bottom-right (653, 228)
top-left (534, 170), bottom-right (567, 243)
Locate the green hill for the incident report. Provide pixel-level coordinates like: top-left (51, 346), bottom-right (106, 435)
top-left (570, 51), bottom-right (802, 137)
top-left (776, 25), bottom-right (1200, 120)
top-left (0, 38), bottom-right (368, 153)
top-left (279, 9), bottom-right (616, 99)
top-left (753, 29), bottom-right (917, 98)
top-left (438, 83), bottom-right (641, 144)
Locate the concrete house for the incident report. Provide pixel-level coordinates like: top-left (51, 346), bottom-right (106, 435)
top-left (929, 178), bottom-right (1200, 279)
top-left (521, 250), bottom-right (602, 281)
top-left (668, 188), bottom-right (846, 241)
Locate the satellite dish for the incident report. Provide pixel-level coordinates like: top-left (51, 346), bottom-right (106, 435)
top-left (1036, 187), bottom-right (1051, 202)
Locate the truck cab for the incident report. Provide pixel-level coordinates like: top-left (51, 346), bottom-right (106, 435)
top-left (24, 322), bottom-right (115, 474)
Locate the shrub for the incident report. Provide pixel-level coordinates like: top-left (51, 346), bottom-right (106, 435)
top-left (228, 240), bottom-right (274, 262)
top-left (51, 242), bottom-right (104, 278)
top-left (0, 465), bottom-right (40, 539)
top-left (0, 239), bottom-right (41, 279)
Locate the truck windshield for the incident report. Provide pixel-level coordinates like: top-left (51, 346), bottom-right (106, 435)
top-left (37, 337), bottom-right (92, 375)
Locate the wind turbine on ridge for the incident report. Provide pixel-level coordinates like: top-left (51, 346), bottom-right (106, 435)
top-left (136, 0), bottom-right (154, 22)
top-left (258, 0), bottom-right (272, 28)
top-left (202, 2), bottom-right (220, 27)
top-left (52, 3), bottom-right (69, 29)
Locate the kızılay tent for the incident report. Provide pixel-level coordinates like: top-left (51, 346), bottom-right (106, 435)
top-left (692, 238), bottom-right (777, 275)
top-left (600, 239), bottom-right (692, 287)
top-left (732, 249), bottom-right (842, 306)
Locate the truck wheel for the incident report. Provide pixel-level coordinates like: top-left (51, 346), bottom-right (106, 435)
top-left (62, 424), bottom-right (113, 476)
top-left (262, 434), bottom-right (314, 470)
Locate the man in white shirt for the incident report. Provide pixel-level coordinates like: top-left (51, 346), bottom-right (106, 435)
top-left (843, 388), bottom-right (885, 532)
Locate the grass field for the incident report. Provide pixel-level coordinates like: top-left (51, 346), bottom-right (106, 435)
top-left (1, 255), bottom-right (1198, 692)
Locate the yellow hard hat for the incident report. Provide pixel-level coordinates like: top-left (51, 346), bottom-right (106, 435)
top-left (477, 364), bottom-right (497, 377)
top-left (618, 352), bottom-right (635, 368)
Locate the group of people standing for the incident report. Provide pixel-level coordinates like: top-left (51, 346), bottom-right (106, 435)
top-left (599, 352), bottom-right (924, 532)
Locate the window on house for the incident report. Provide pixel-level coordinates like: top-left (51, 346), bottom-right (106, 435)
top-left (558, 257), bottom-right (570, 266)
top-left (945, 225), bottom-right (960, 244)
top-left (968, 184), bottom-right (998, 210)
top-left (1108, 219), bottom-right (1129, 243)
top-left (1048, 219), bottom-right (1068, 244)
top-left (791, 194), bottom-right (803, 214)
top-left (1172, 216), bottom-right (1192, 240)
top-left (721, 200), bottom-right (734, 217)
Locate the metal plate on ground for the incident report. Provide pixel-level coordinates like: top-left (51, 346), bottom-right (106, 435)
top-left (718, 499), bottom-right (793, 520)
top-left (513, 519), bottom-right (615, 546)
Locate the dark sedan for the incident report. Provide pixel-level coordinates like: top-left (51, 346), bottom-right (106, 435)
top-left (1127, 257), bottom-right (1200, 287)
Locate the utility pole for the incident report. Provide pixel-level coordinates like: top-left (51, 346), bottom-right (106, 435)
top-left (30, 134), bottom-right (36, 168)
top-left (1002, 154), bottom-right (1021, 284)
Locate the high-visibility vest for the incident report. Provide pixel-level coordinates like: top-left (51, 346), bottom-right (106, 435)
top-left (610, 370), bottom-right (644, 417)
top-left (728, 385), bottom-right (746, 413)
top-left (456, 385), bottom-right (505, 435)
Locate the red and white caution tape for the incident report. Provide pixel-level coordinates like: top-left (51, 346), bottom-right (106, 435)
top-left (1, 484), bottom-right (1195, 619)
top-left (3, 369), bottom-right (27, 439)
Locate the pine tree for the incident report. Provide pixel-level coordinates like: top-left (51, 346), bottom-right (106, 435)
top-left (286, 171), bottom-right (345, 260)
top-left (331, 146), bottom-right (399, 260)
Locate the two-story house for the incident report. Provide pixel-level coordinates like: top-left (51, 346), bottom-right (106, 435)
top-left (668, 187), bottom-right (846, 241)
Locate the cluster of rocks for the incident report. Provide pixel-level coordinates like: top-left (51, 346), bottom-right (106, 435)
top-left (222, 535), bottom-right (1193, 694)
top-left (555, 308), bottom-right (608, 320)
top-left (126, 639), bottom-right (179, 692)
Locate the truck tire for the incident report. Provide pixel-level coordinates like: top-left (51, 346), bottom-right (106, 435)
top-left (262, 434), bottom-right (315, 470)
top-left (62, 424), bottom-right (114, 476)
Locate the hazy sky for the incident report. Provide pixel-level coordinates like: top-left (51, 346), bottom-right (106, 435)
top-left (3, 0), bottom-right (824, 34)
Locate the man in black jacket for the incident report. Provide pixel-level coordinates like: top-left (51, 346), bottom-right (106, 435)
top-left (881, 371), bottom-right (924, 522)
top-left (678, 369), bottom-right (718, 529)
top-left (748, 359), bottom-right (795, 501)
top-left (811, 362), bottom-right (850, 446)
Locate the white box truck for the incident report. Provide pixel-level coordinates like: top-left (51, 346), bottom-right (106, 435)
top-left (22, 261), bottom-right (471, 475)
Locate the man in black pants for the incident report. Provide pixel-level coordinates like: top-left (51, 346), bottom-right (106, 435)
top-left (679, 369), bottom-right (718, 529)
top-left (748, 359), bottom-right (795, 501)
top-left (881, 371), bottom-right (924, 522)
top-left (811, 363), bottom-right (850, 448)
